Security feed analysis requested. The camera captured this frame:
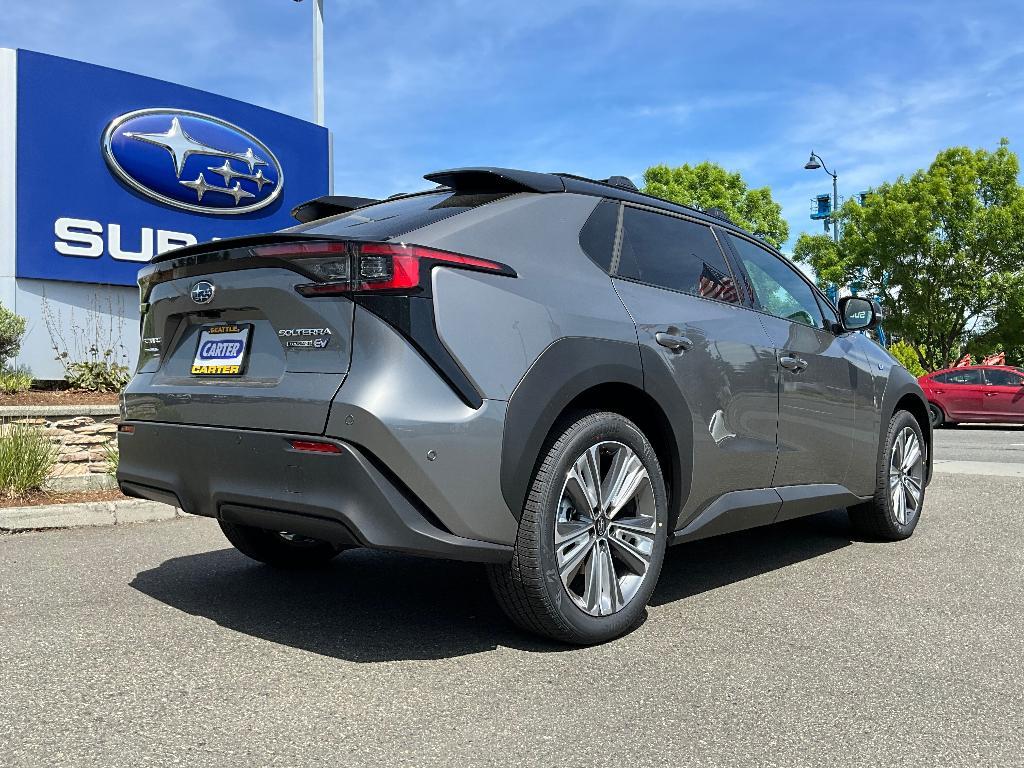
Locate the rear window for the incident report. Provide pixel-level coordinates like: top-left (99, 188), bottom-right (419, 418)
top-left (289, 191), bottom-right (508, 239)
top-left (578, 200), bottom-right (619, 271)
top-left (617, 207), bottom-right (740, 304)
top-left (985, 368), bottom-right (1024, 387)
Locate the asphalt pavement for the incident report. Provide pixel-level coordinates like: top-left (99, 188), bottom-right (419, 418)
top-left (2, 428), bottom-right (1022, 767)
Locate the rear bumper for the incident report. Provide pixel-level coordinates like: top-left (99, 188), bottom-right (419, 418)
top-left (116, 422), bottom-right (512, 564)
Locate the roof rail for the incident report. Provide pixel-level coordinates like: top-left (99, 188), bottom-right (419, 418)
top-left (291, 195), bottom-right (380, 223)
top-left (603, 175), bottom-right (639, 192)
top-left (423, 167), bottom-right (565, 194)
top-left (703, 207), bottom-right (733, 223)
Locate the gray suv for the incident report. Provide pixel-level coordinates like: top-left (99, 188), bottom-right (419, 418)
top-left (118, 167), bottom-right (932, 644)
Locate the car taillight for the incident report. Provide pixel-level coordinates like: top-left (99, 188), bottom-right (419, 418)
top-left (253, 241), bottom-right (515, 296)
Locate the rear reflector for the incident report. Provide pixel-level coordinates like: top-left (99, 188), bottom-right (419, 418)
top-left (288, 439), bottom-right (343, 454)
top-left (253, 242), bottom-right (348, 258)
top-left (118, 424), bottom-right (135, 434)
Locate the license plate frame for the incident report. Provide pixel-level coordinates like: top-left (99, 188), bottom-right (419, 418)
top-left (190, 324), bottom-right (253, 377)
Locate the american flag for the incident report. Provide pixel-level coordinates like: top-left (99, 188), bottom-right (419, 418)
top-left (698, 263), bottom-right (739, 304)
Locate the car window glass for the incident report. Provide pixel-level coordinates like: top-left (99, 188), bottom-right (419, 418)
top-left (727, 235), bottom-right (824, 328)
top-left (579, 200), bottom-right (619, 272)
top-left (985, 368), bottom-right (1024, 387)
top-left (817, 294), bottom-right (840, 328)
top-left (618, 207), bottom-right (740, 304)
top-left (289, 191), bottom-right (508, 239)
top-left (935, 370), bottom-right (983, 385)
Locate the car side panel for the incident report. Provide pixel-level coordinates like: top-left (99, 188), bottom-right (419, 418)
top-left (872, 361), bottom-right (934, 491)
top-left (414, 193), bottom-right (639, 401)
top-left (613, 280), bottom-right (780, 530)
top-left (324, 306), bottom-right (519, 545)
top-left (757, 316), bottom-right (875, 489)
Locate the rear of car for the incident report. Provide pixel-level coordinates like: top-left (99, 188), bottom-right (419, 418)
top-left (117, 178), bottom-right (632, 564)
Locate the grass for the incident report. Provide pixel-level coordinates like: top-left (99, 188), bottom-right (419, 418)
top-left (0, 366), bottom-right (33, 395)
top-left (0, 421), bottom-right (57, 496)
top-left (102, 439), bottom-right (119, 478)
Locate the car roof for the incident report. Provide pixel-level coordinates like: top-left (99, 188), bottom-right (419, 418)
top-left (422, 166), bottom-right (772, 249)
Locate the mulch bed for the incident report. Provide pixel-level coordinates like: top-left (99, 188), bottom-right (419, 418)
top-left (0, 390), bottom-right (120, 407)
top-left (0, 489), bottom-right (127, 509)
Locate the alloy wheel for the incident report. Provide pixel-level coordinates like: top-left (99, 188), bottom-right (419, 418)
top-left (888, 426), bottom-right (925, 525)
top-left (554, 441), bottom-right (658, 617)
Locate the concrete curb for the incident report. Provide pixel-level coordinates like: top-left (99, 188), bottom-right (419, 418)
top-left (0, 499), bottom-right (184, 531)
top-left (0, 404), bottom-right (121, 417)
top-left (43, 473), bottom-right (120, 493)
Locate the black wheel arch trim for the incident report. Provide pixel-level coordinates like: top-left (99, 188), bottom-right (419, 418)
top-left (880, 368), bottom-right (934, 485)
top-left (500, 336), bottom-right (693, 523)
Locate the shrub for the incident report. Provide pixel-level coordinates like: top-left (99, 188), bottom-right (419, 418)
top-left (0, 422), bottom-right (56, 496)
top-left (889, 339), bottom-right (927, 377)
top-left (0, 303), bottom-right (27, 364)
top-left (0, 366), bottom-right (33, 395)
top-left (42, 294), bottom-right (131, 393)
top-left (65, 359), bottom-right (131, 393)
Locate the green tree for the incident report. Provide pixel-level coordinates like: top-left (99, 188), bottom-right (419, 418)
top-left (793, 139), bottom-right (1024, 371)
top-left (0, 303), bottom-right (27, 365)
top-left (643, 162), bottom-right (789, 249)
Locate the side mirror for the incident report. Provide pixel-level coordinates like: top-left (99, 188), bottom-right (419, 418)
top-left (839, 296), bottom-right (881, 331)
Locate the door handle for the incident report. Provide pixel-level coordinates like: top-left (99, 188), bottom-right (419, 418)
top-left (779, 355), bottom-right (808, 373)
top-left (985, 392), bottom-right (999, 397)
top-left (655, 332), bottom-right (693, 352)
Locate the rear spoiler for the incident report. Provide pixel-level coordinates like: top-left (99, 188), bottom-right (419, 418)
top-left (423, 167), bottom-right (566, 194)
top-left (290, 195), bottom-right (380, 223)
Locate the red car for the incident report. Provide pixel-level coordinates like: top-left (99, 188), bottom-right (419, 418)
top-left (918, 365), bottom-right (1024, 426)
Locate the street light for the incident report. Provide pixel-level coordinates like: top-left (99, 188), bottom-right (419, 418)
top-left (804, 151), bottom-right (839, 243)
top-left (294, 0), bottom-right (325, 127)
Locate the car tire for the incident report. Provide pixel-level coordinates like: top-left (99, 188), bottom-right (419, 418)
top-left (848, 410), bottom-right (927, 541)
top-left (219, 520), bottom-right (344, 568)
top-left (488, 411), bottom-right (668, 644)
top-left (927, 402), bottom-right (946, 428)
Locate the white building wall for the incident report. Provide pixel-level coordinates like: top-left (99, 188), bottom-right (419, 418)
top-left (1, 49), bottom-right (16, 313)
top-left (12, 279), bottom-right (139, 381)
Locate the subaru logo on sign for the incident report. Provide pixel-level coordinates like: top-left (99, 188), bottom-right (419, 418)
top-left (190, 281), bottom-right (215, 304)
top-left (102, 108), bottom-right (284, 215)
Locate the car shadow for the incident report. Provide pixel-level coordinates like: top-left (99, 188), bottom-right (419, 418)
top-left (130, 510), bottom-right (856, 662)
top-left (650, 508), bottom-right (855, 607)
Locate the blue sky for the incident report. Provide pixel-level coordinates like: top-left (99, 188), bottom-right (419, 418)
top-left (2, 0), bottom-right (1022, 248)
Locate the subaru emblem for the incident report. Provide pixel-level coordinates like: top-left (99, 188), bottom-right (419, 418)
top-left (190, 281), bottom-right (215, 304)
top-left (102, 108), bottom-right (284, 215)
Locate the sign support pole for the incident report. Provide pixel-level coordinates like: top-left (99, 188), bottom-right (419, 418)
top-left (313, 0), bottom-right (325, 127)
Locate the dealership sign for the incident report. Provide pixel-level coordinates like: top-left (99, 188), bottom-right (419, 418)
top-left (102, 109), bottom-right (284, 215)
top-left (14, 50), bottom-right (329, 287)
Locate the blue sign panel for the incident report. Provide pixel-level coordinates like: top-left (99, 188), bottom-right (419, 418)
top-left (16, 50), bottom-right (329, 286)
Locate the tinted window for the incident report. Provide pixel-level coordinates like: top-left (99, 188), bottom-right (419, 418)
top-left (934, 370), bottom-right (983, 385)
top-left (728, 235), bottom-right (824, 328)
top-left (618, 207), bottom-right (739, 304)
top-left (985, 368), bottom-right (1024, 387)
top-left (290, 191), bottom-right (507, 239)
top-left (579, 200), bottom-right (619, 272)
top-left (817, 295), bottom-right (840, 328)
